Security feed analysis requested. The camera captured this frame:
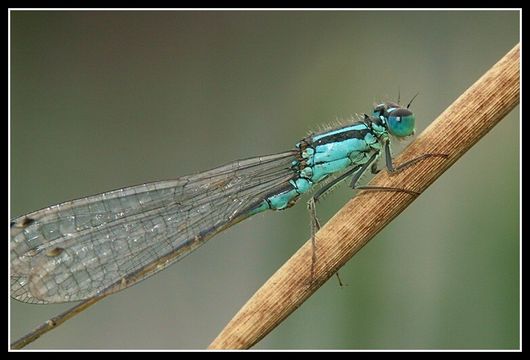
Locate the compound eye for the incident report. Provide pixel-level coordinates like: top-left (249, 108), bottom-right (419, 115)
top-left (387, 108), bottom-right (416, 137)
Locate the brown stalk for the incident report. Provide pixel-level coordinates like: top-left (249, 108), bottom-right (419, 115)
top-left (12, 43), bottom-right (519, 350)
top-left (208, 43), bottom-right (520, 350)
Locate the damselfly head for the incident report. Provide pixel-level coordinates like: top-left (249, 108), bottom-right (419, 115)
top-left (372, 101), bottom-right (416, 138)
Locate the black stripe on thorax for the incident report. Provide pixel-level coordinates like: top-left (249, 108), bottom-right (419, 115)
top-left (313, 128), bottom-right (370, 146)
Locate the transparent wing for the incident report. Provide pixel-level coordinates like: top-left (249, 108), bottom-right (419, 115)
top-left (11, 151), bottom-right (298, 304)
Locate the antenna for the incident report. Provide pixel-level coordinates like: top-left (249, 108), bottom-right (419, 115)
top-left (407, 92), bottom-right (420, 109)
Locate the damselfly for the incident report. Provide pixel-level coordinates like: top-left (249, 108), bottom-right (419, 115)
top-left (11, 99), bottom-right (441, 304)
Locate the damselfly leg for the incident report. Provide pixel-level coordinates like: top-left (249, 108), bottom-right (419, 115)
top-left (307, 144), bottom-right (447, 285)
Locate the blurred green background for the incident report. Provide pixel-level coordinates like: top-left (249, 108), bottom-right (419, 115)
top-left (10, 11), bottom-right (519, 349)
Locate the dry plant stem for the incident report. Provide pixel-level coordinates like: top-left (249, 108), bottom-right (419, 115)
top-left (11, 295), bottom-right (107, 349)
top-left (11, 43), bottom-right (519, 350)
top-left (208, 43), bottom-right (520, 350)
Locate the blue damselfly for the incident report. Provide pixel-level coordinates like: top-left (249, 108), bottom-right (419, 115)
top-left (11, 99), bottom-right (440, 304)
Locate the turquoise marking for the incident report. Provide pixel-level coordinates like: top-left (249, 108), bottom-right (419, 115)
top-left (293, 178), bottom-right (312, 193)
top-left (363, 132), bottom-right (378, 146)
top-left (267, 188), bottom-right (299, 210)
top-left (254, 177), bottom-right (312, 212)
top-left (312, 123), bottom-right (367, 142)
top-left (300, 166), bottom-right (313, 178)
top-left (310, 138), bottom-right (369, 165)
top-left (371, 121), bottom-right (387, 137)
top-left (301, 147), bottom-right (314, 159)
top-left (310, 158), bottom-right (352, 183)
